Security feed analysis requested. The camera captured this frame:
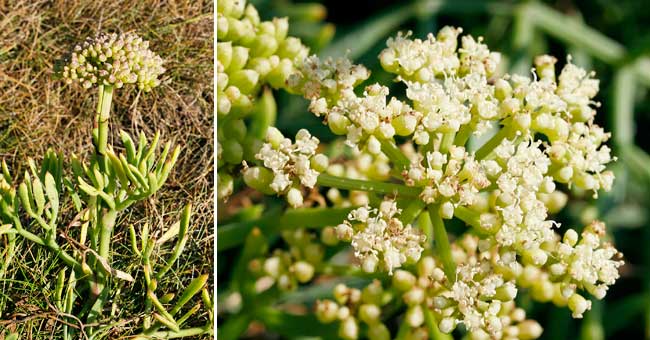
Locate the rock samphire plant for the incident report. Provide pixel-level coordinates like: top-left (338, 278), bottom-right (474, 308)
top-left (0, 32), bottom-right (212, 339)
top-left (219, 1), bottom-right (625, 336)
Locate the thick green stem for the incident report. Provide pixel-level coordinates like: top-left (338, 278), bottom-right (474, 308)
top-left (439, 132), bottom-right (455, 154)
top-left (135, 325), bottom-right (212, 339)
top-left (428, 205), bottom-right (456, 283)
top-left (475, 124), bottom-right (510, 160)
top-left (379, 139), bottom-right (411, 170)
top-left (96, 85), bottom-right (114, 156)
top-left (424, 306), bottom-right (453, 340)
top-left (317, 173), bottom-right (420, 197)
top-left (399, 199), bottom-right (426, 226)
top-left (218, 206), bottom-right (355, 251)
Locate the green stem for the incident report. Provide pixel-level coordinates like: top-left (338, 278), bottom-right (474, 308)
top-left (379, 139), bottom-right (411, 170)
top-left (475, 124), bottom-right (510, 160)
top-left (428, 205), bottom-right (456, 283)
top-left (439, 132), bottom-right (455, 154)
top-left (399, 200), bottom-right (426, 226)
top-left (453, 206), bottom-right (481, 229)
top-left (96, 85), bottom-right (114, 156)
top-left (135, 325), bottom-right (212, 339)
top-left (424, 306), bottom-right (453, 340)
top-left (217, 206), bottom-right (355, 251)
top-left (317, 173), bottom-right (420, 197)
top-left (611, 65), bottom-right (636, 148)
top-left (454, 124), bottom-right (472, 146)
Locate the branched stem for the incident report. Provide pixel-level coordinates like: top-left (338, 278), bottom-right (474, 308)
top-left (428, 205), bottom-right (456, 284)
top-left (317, 173), bottom-right (420, 197)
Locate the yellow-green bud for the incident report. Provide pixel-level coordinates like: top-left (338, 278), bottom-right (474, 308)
top-left (291, 261), bottom-right (314, 283)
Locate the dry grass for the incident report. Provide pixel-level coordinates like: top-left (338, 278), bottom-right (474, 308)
top-left (0, 0), bottom-right (213, 337)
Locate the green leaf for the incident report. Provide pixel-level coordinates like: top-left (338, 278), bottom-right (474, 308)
top-left (170, 274), bottom-right (209, 316)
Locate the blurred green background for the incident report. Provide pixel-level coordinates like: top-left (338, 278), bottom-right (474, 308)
top-left (227, 0), bottom-right (650, 338)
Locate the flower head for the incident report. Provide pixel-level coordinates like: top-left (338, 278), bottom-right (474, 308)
top-left (61, 32), bottom-right (165, 91)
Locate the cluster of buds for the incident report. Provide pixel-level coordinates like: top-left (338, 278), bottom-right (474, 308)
top-left (315, 281), bottom-right (391, 340)
top-left (283, 25), bottom-right (623, 338)
top-left (217, 0), bottom-right (312, 200)
top-left (250, 228), bottom-right (324, 292)
top-left (243, 127), bottom-right (327, 207)
top-left (60, 32), bottom-right (164, 91)
top-left (336, 199), bottom-right (426, 274)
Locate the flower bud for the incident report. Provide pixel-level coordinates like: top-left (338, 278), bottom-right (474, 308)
top-left (339, 317), bottom-right (359, 340)
top-left (287, 187), bottom-right (304, 208)
top-left (229, 69), bottom-right (260, 94)
top-left (518, 320), bottom-right (543, 340)
top-left (315, 299), bottom-right (339, 323)
top-left (226, 46), bottom-right (249, 72)
top-left (334, 283), bottom-right (349, 304)
top-left (361, 280), bottom-right (384, 305)
top-left (291, 261), bottom-right (314, 283)
top-left (222, 139), bottom-right (244, 164)
top-left (328, 112), bottom-right (351, 135)
top-left (263, 256), bottom-right (282, 278)
top-left (217, 172), bottom-right (234, 200)
top-left (358, 304), bottom-right (381, 324)
top-left (405, 305), bottom-right (424, 327)
top-left (439, 317), bottom-right (456, 333)
top-left (568, 293), bottom-right (591, 318)
top-left (243, 166), bottom-right (274, 194)
top-left (321, 226), bottom-right (339, 246)
top-left (439, 201), bottom-right (455, 219)
top-left (392, 114), bottom-right (417, 136)
top-left (310, 153), bottom-right (329, 172)
top-left (392, 270), bottom-right (416, 291)
top-left (367, 323), bottom-right (391, 340)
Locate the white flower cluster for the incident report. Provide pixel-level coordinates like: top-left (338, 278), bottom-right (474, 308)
top-left (336, 199), bottom-right (426, 274)
top-left (281, 25), bottom-right (623, 339)
top-left (409, 146), bottom-right (489, 210)
top-left (248, 127), bottom-right (326, 207)
top-left (61, 32), bottom-right (165, 91)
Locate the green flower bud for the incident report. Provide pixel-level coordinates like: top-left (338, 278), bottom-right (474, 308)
top-left (243, 166), bottom-right (274, 194)
top-left (403, 286), bottom-right (425, 305)
top-left (287, 187), bottom-right (303, 207)
top-left (333, 283), bottom-right (349, 304)
top-left (518, 320), bottom-right (543, 340)
top-left (251, 34), bottom-right (279, 58)
top-left (321, 226), bottom-right (339, 246)
top-left (568, 293), bottom-right (590, 318)
top-left (358, 304), bottom-right (381, 324)
top-left (310, 153), bottom-right (329, 172)
top-left (367, 323), bottom-right (391, 340)
top-left (522, 247), bottom-right (548, 266)
top-left (244, 4), bottom-right (260, 26)
top-left (328, 112), bottom-right (351, 135)
top-left (315, 299), bottom-right (339, 323)
top-left (217, 93), bottom-right (232, 116)
top-left (223, 119), bottom-right (248, 142)
top-left (229, 69), bottom-right (260, 94)
top-left (392, 114), bottom-right (417, 136)
top-left (226, 46), bottom-right (249, 72)
top-left (263, 256), bottom-right (282, 278)
top-left (405, 305), bottom-right (424, 327)
top-left (273, 17), bottom-right (289, 42)
top-left (392, 270), bottom-right (416, 291)
top-left (267, 58), bottom-right (294, 89)
top-left (303, 243), bottom-right (324, 264)
top-left (217, 42), bottom-right (233, 70)
top-left (361, 280), bottom-right (384, 305)
top-left (217, 172), bottom-right (234, 200)
top-left (291, 261), bottom-right (315, 283)
top-left (531, 279), bottom-right (554, 302)
top-left (266, 126), bottom-right (285, 148)
top-left (221, 139), bottom-right (244, 164)
top-left (217, 16), bottom-right (229, 40)
top-left (339, 317), bottom-right (359, 340)
top-left (494, 79), bottom-right (512, 101)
